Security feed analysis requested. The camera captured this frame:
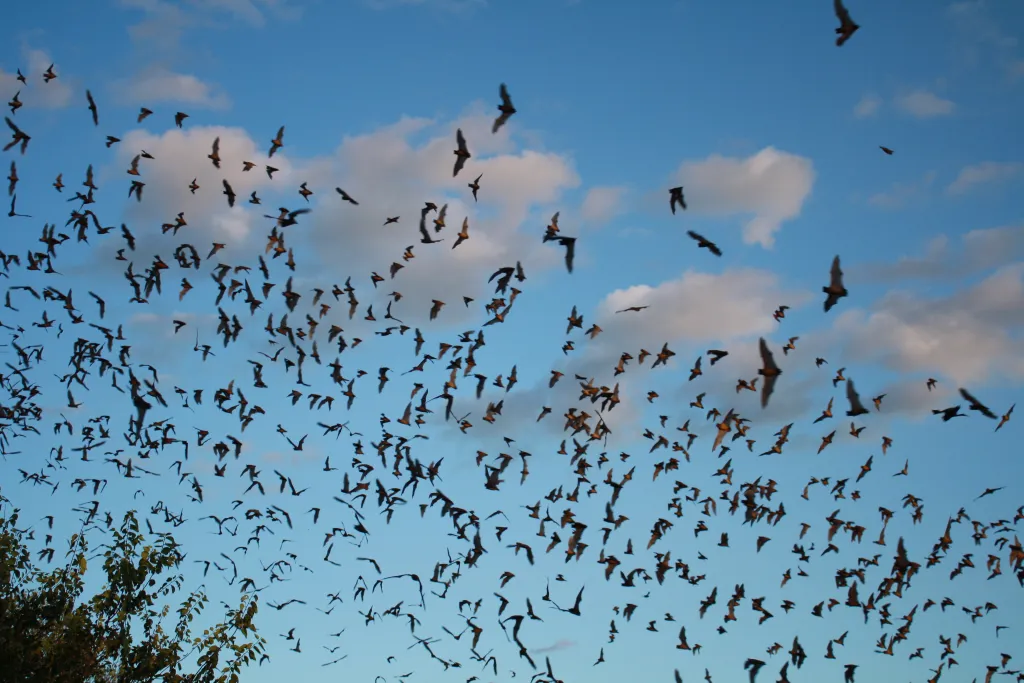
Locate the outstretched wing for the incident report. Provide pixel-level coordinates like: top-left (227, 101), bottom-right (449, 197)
top-left (830, 255), bottom-right (844, 288)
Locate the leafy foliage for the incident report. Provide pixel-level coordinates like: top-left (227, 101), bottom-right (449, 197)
top-left (0, 493), bottom-right (266, 683)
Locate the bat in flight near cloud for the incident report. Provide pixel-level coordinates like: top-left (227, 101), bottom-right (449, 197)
top-left (823, 255), bottom-right (848, 312)
top-left (452, 128), bottom-right (471, 177)
top-left (687, 230), bottom-right (722, 257)
top-left (669, 186), bottom-right (686, 214)
top-left (468, 173), bottom-right (482, 201)
top-left (757, 337), bottom-right (781, 408)
top-left (85, 89), bottom-right (99, 126)
top-left (335, 188), bottom-right (359, 205)
top-left (269, 126), bottom-right (285, 157)
top-left (959, 387), bottom-right (997, 419)
top-left (834, 0), bottom-right (860, 46)
top-left (492, 83), bottom-right (516, 133)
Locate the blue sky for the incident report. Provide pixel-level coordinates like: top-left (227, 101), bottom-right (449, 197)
top-left (2, 0), bottom-right (1024, 681)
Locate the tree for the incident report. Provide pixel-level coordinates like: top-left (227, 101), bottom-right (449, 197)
top-left (0, 493), bottom-right (267, 683)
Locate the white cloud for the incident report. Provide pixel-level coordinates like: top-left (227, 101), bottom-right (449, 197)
top-left (71, 104), bottom-right (580, 340)
top-left (946, 161), bottom-right (1023, 196)
top-left (118, 0), bottom-right (198, 54)
top-left (669, 147), bottom-right (815, 248)
top-left (188, 0), bottom-right (304, 26)
top-left (572, 257), bottom-right (1024, 425)
top-left (855, 223), bottom-right (1024, 282)
top-left (76, 124), bottom-right (302, 275)
top-left (830, 264), bottom-right (1024, 384)
top-left (856, 235), bottom-right (949, 282)
top-left (494, 267), bottom-right (814, 435)
top-left (595, 269), bottom-right (810, 348)
top-left (0, 48), bottom-right (74, 110)
top-left (893, 89), bottom-right (955, 118)
top-left (296, 109), bottom-right (581, 328)
top-left (868, 379), bottom-right (956, 418)
top-left (579, 186), bottom-right (627, 225)
top-left (112, 69), bottom-right (231, 110)
top-left (853, 94), bottom-right (882, 118)
top-left (946, 1), bottom-right (1017, 49)
top-left (868, 171), bottom-right (937, 209)
top-left (946, 0), bottom-right (1024, 77)
top-left (118, 0), bottom-right (302, 54)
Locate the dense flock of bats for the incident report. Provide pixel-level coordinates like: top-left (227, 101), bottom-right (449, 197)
top-left (2, 4), bottom-right (1023, 682)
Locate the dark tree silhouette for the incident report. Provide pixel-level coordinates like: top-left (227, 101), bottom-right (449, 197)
top-left (0, 493), bottom-right (266, 683)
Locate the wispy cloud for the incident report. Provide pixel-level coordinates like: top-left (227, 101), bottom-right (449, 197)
top-left (111, 68), bottom-right (231, 110)
top-left (893, 89), bottom-right (955, 118)
top-left (855, 225), bottom-right (1024, 282)
top-left (532, 639), bottom-right (576, 654)
top-left (868, 171), bottom-right (937, 209)
top-left (579, 186), bottom-right (628, 226)
top-left (0, 48), bottom-right (74, 109)
top-left (831, 264), bottom-right (1024, 384)
top-left (946, 161), bottom-right (1022, 196)
top-left (116, 0), bottom-right (303, 61)
top-left (946, 0), bottom-right (1024, 79)
top-left (853, 93), bottom-right (882, 118)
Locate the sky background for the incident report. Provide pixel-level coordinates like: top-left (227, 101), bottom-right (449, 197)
top-left (2, 0), bottom-right (1024, 682)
